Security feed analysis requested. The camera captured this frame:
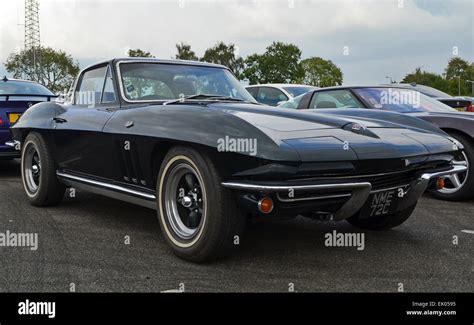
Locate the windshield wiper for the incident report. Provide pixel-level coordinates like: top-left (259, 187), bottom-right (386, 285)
top-left (163, 94), bottom-right (251, 105)
top-left (206, 96), bottom-right (264, 105)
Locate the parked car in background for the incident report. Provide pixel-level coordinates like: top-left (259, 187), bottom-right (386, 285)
top-left (390, 83), bottom-right (473, 112)
top-left (10, 59), bottom-right (464, 262)
top-left (0, 77), bottom-right (56, 159)
top-left (246, 83), bottom-right (317, 106)
top-left (460, 96), bottom-right (474, 106)
top-left (283, 86), bottom-right (474, 201)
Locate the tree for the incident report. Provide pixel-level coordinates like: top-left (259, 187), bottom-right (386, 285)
top-left (298, 57), bottom-right (343, 87)
top-left (201, 42), bottom-right (244, 78)
top-left (445, 57), bottom-right (470, 80)
top-left (242, 42), bottom-right (304, 84)
top-left (446, 63), bottom-right (474, 96)
top-left (175, 42), bottom-right (198, 61)
top-left (401, 67), bottom-right (449, 92)
top-left (401, 62), bottom-right (474, 96)
top-left (5, 47), bottom-right (80, 93)
top-left (127, 48), bottom-right (154, 58)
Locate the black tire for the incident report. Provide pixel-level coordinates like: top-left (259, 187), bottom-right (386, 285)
top-left (21, 132), bottom-right (66, 206)
top-left (346, 204), bottom-right (416, 230)
top-left (430, 132), bottom-right (474, 201)
top-left (156, 146), bottom-right (245, 262)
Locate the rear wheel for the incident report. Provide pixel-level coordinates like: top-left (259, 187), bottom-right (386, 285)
top-left (431, 133), bottom-right (474, 201)
top-left (21, 132), bottom-right (65, 206)
top-left (346, 204), bottom-right (416, 230)
top-left (157, 146), bottom-right (245, 262)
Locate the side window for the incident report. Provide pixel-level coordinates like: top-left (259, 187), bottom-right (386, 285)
top-left (75, 66), bottom-right (107, 107)
top-left (101, 67), bottom-right (117, 104)
top-left (309, 90), bottom-right (363, 109)
top-left (246, 87), bottom-right (259, 99)
top-left (257, 87), bottom-right (288, 106)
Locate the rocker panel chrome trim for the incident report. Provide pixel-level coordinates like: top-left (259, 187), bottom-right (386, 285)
top-left (56, 171), bottom-right (157, 210)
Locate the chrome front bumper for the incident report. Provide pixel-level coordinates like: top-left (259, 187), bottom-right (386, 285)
top-left (5, 140), bottom-right (21, 151)
top-left (222, 164), bottom-right (467, 220)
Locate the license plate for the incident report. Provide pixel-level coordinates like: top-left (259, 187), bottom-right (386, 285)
top-left (360, 187), bottom-right (405, 218)
top-left (9, 113), bottom-right (21, 124)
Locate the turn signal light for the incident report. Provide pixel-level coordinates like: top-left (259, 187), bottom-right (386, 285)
top-left (437, 177), bottom-right (445, 190)
top-left (0, 117), bottom-right (3, 126)
top-left (258, 197), bottom-right (274, 214)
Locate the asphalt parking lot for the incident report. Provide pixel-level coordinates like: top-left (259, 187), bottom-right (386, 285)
top-left (0, 159), bottom-right (473, 293)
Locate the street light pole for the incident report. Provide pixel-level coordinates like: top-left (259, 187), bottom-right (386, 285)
top-left (466, 80), bottom-right (474, 95)
top-left (457, 68), bottom-right (464, 96)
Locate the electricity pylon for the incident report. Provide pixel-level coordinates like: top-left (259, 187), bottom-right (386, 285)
top-left (24, 0), bottom-right (41, 80)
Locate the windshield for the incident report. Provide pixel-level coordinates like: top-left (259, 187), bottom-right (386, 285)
top-left (283, 86), bottom-right (315, 97)
top-left (278, 93), bottom-right (304, 109)
top-left (0, 80), bottom-right (54, 96)
top-left (119, 62), bottom-right (256, 103)
top-left (354, 88), bottom-right (457, 113)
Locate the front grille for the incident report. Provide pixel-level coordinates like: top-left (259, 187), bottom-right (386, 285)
top-left (277, 189), bottom-right (352, 202)
top-left (346, 171), bottom-right (417, 191)
top-left (275, 170), bottom-right (419, 203)
top-left (277, 163), bottom-right (452, 197)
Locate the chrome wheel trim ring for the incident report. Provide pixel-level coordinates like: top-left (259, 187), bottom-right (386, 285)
top-left (22, 141), bottom-right (41, 196)
top-left (158, 155), bottom-right (208, 248)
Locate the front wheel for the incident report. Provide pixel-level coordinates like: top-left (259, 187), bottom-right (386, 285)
top-left (431, 133), bottom-right (474, 201)
top-left (157, 147), bottom-right (245, 262)
top-left (21, 132), bottom-right (66, 206)
top-left (346, 204), bottom-right (416, 230)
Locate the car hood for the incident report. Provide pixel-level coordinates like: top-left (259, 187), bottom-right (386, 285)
top-left (413, 111), bottom-right (474, 120)
top-left (210, 103), bottom-right (458, 162)
top-left (215, 103), bottom-right (421, 131)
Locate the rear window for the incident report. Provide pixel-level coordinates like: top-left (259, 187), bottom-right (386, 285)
top-left (0, 80), bottom-right (54, 96)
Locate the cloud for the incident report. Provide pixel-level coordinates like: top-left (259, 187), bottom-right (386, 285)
top-left (0, 0), bottom-right (473, 85)
top-left (413, 0), bottom-right (454, 16)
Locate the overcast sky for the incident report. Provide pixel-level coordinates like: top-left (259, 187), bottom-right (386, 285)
top-left (0, 0), bottom-right (473, 85)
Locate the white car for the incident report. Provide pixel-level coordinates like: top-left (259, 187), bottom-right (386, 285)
top-left (246, 83), bottom-right (317, 106)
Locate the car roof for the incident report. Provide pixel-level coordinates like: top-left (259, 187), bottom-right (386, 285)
top-left (384, 83), bottom-right (453, 97)
top-left (311, 85), bottom-right (426, 91)
top-left (83, 58), bottom-right (229, 71)
top-left (246, 83), bottom-right (316, 88)
top-left (1, 77), bottom-right (42, 85)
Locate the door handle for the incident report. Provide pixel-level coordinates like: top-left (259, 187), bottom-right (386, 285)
top-left (53, 117), bottom-right (68, 123)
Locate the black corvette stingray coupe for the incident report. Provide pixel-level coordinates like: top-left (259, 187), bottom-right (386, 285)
top-left (9, 59), bottom-right (466, 262)
top-left (281, 86), bottom-right (474, 201)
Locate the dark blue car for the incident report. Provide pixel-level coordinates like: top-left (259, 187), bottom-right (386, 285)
top-left (0, 77), bottom-right (56, 159)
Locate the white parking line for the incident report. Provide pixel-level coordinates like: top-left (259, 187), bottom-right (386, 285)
top-left (461, 230), bottom-right (474, 234)
top-left (160, 289), bottom-right (183, 293)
